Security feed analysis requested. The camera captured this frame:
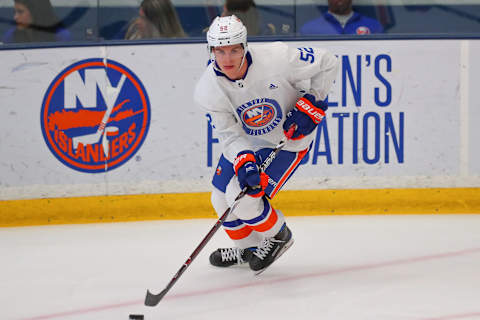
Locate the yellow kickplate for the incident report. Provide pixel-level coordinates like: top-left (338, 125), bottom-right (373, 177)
top-left (1, 188), bottom-right (479, 227)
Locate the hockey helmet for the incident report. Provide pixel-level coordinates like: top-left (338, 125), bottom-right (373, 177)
top-left (207, 15), bottom-right (248, 52)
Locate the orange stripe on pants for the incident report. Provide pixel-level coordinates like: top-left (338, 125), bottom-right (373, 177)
top-left (249, 208), bottom-right (278, 233)
top-left (225, 226), bottom-right (253, 240)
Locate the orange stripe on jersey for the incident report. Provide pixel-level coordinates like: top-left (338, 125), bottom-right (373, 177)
top-left (250, 208), bottom-right (278, 232)
top-left (270, 148), bottom-right (309, 198)
top-left (225, 226), bottom-right (253, 240)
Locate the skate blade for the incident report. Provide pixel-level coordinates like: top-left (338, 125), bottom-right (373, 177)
top-left (254, 238), bottom-right (294, 275)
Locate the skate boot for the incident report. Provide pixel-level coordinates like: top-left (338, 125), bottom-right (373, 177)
top-left (209, 247), bottom-right (254, 267)
top-left (249, 224), bottom-right (294, 273)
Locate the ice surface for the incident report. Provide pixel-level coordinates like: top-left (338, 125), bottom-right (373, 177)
top-left (1, 214), bottom-right (480, 320)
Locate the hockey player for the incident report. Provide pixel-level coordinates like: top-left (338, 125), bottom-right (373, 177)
top-left (194, 15), bottom-right (339, 273)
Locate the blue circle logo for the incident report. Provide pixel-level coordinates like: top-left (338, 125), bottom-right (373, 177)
top-left (41, 58), bottom-right (151, 173)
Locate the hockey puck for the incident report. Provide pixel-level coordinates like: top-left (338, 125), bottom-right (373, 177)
top-left (129, 314), bottom-right (144, 320)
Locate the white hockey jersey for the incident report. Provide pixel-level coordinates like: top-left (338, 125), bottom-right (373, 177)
top-left (194, 41), bottom-right (339, 163)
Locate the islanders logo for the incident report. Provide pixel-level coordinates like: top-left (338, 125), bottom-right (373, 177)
top-left (41, 58), bottom-right (150, 173)
top-left (356, 26), bottom-right (371, 35)
top-left (236, 98), bottom-right (282, 136)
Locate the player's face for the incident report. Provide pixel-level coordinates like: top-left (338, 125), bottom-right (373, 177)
top-left (328, 0), bottom-right (352, 15)
top-left (213, 44), bottom-right (247, 80)
top-left (14, 2), bottom-right (32, 29)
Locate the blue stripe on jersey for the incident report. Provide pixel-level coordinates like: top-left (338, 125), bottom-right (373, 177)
top-left (212, 154), bottom-right (235, 193)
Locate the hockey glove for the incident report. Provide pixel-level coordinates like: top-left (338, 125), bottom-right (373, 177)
top-left (283, 94), bottom-right (328, 140)
top-left (234, 150), bottom-right (269, 198)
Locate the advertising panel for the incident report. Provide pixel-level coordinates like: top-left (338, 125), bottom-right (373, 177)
top-left (0, 40), bottom-right (478, 200)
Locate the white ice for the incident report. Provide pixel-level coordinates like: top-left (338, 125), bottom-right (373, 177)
top-left (1, 214), bottom-right (480, 320)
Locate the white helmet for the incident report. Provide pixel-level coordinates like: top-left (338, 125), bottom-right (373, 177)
top-left (207, 15), bottom-right (248, 52)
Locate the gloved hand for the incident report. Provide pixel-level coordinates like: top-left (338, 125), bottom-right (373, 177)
top-left (233, 150), bottom-right (269, 197)
top-left (283, 93), bottom-right (328, 140)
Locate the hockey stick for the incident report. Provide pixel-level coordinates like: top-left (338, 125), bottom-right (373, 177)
top-left (144, 126), bottom-right (296, 307)
top-left (72, 74), bottom-right (126, 150)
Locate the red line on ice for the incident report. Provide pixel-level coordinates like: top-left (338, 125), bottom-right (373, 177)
top-left (21, 247), bottom-right (480, 320)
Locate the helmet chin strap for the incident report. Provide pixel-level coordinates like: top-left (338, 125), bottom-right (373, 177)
top-left (237, 43), bottom-right (248, 72)
top-left (210, 51), bottom-right (220, 72)
top-left (238, 50), bottom-right (247, 71)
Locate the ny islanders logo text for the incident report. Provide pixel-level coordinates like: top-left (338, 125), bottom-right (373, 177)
top-left (236, 98), bottom-right (282, 136)
top-left (41, 58), bottom-right (151, 173)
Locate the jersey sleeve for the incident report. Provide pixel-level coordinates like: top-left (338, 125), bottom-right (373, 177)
top-left (286, 44), bottom-right (339, 101)
top-left (194, 69), bottom-right (253, 162)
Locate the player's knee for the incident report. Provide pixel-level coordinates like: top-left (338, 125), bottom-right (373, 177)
top-left (211, 188), bottom-right (228, 217)
top-left (225, 176), bottom-right (245, 206)
top-left (232, 194), bottom-right (265, 220)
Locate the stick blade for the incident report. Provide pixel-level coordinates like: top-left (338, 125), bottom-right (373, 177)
top-left (144, 288), bottom-right (168, 307)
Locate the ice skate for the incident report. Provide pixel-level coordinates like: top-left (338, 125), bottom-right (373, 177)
top-left (249, 224), bottom-right (294, 274)
top-left (209, 247), bottom-right (254, 267)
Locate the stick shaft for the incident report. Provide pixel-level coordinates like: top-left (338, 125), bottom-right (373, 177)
top-left (144, 190), bottom-right (246, 306)
top-left (144, 128), bottom-right (294, 307)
